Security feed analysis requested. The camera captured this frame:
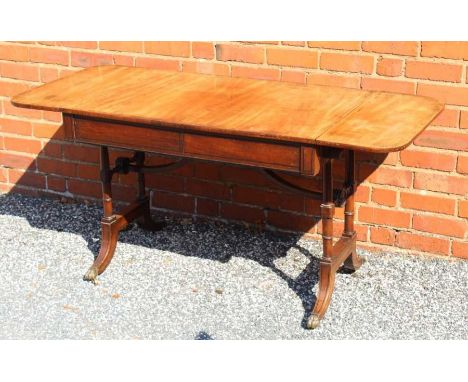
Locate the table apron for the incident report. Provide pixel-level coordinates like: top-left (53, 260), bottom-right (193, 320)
top-left (65, 114), bottom-right (321, 176)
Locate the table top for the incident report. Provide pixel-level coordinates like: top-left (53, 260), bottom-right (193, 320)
top-left (12, 65), bottom-right (443, 152)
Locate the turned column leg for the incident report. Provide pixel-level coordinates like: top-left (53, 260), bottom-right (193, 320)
top-left (84, 146), bottom-right (121, 283)
top-left (308, 158), bottom-right (336, 329)
top-left (342, 150), bottom-right (363, 272)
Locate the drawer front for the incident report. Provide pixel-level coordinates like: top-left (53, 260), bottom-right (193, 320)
top-left (183, 133), bottom-right (301, 172)
top-left (73, 118), bottom-right (182, 154)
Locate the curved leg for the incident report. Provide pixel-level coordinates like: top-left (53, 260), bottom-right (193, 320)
top-left (307, 262), bottom-right (336, 329)
top-left (83, 218), bottom-right (120, 284)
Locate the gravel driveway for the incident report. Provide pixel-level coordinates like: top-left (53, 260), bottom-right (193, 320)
top-left (0, 193), bottom-right (466, 339)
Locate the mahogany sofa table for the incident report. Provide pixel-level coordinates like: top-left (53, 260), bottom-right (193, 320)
top-left (12, 65), bottom-right (443, 329)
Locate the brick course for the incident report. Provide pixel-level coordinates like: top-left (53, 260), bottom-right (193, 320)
top-left (0, 41), bottom-right (466, 259)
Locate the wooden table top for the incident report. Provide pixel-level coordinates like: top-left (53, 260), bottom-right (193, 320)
top-left (12, 65), bottom-right (443, 153)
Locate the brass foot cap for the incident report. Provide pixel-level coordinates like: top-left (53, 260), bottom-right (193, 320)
top-left (306, 314), bottom-right (321, 330)
top-left (83, 266), bottom-right (99, 285)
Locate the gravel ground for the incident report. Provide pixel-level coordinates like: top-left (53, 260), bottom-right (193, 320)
top-left (0, 193), bottom-right (466, 340)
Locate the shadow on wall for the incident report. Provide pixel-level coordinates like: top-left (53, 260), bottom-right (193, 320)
top-left (0, 122), bottom-right (387, 327)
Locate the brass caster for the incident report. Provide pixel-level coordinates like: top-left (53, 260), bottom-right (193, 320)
top-left (306, 314), bottom-right (321, 329)
top-left (83, 266), bottom-right (99, 285)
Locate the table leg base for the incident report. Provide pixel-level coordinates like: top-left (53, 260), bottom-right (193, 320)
top-left (308, 233), bottom-right (361, 329)
top-left (83, 196), bottom-right (163, 284)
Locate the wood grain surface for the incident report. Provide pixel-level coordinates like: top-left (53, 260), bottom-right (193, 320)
top-left (12, 65), bottom-right (443, 152)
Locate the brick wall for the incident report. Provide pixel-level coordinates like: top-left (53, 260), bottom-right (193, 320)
top-left (0, 41), bottom-right (466, 259)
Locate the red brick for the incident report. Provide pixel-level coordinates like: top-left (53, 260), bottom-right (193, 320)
top-left (112, 184), bottom-right (137, 202)
top-left (320, 52), bottom-right (373, 74)
top-left (192, 42), bottom-right (214, 59)
top-left (355, 185), bottom-right (371, 202)
top-left (186, 179), bottom-right (230, 200)
top-left (0, 168), bottom-right (7, 183)
top-left (216, 44), bottom-right (264, 64)
top-left (417, 83), bottom-right (468, 107)
top-left (4, 136), bottom-right (42, 154)
top-left (0, 43), bottom-right (29, 61)
top-left (370, 227), bottom-right (396, 245)
top-left (459, 200), bottom-right (468, 219)
top-left (0, 152), bottom-right (35, 169)
top-left (29, 47), bottom-right (68, 65)
top-left (360, 164), bottom-right (412, 188)
top-left (56, 41), bottom-right (98, 49)
top-left (242, 41), bottom-right (279, 45)
top-left (0, 62), bottom-right (40, 82)
top-left (421, 41), bottom-right (468, 60)
top-left (145, 174), bottom-right (185, 193)
top-left (306, 73), bottom-right (360, 89)
top-left (358, 206), bottom-right (411, 228)
top-left (220, 203), bottom-right (264, 224)
top-left (0, 117), bottom-right (33, 135)
top-left (183, 61), bottom-right (229, 76)
top-left (63, 145), bottom-right (99, 163)
top-left (145, 41), bottom-right (190, 57)
top-left (76, 164), bottom-right (100, 180)
top-left (37, 158), bottom-right (76, 177)
top-left (431, 109), bottom-right (459, 128)
top-left (304, 198), bottom-right (321, 215)
top-left (452, 241), bottom-right (468, 259)
top-left (68, 179), bottom-right (101, 199)
top-left (361, 78), bottom-right (415, 94)
top-left (0, 80), bottom-right (30, 97)
top-left (268, 210), bottom-right (317, 233)
top-left (33, 122), bottom-right (64, 139)
top-left (71, 51), bottom-right (113, 67)
top-left (371, 188), bottom-right (397, 207)
top-left (153, 191), bottom-right (194, 213)
top-left (193, 162), bottom-right (221, 180)
top-left (400, 191), bottom-right (455, 215)
top-left (8, 169), bottom-right (45, 188)
top-left (414, 129), bottom-right (468, 151)
top-left (47, 175), bottom-right (66, 192)
top-left (99, 41), bottom-right (143, 52)
top-left (40, 67), bottom-right (60, 83)
top-left (4, 101), bottom-right (42, 120)
top-left (113, 54), bottom-right (134, 66)
top-left (414, 172), bottom-right (468, 195)
top-left (406, 61), bottom-right (462, 83)
top-left (307, 41), bottom-right (361, 50)
top-left (267, 48), bottom-right (318, 68)
top-left (222, 166), bottom-right (269, 187)
top-left (376, 58), bottom-right (403, 77)
top-left (282, 41), bottom-right (306, 47)
top-left (413, 214), bottom-right (466, 238)
top-left (233, 185), bottom-right (303, 212)
top-left (281, 70), bottom-right (306, 84)
top-left (400, 149), bottom-right (457, 171)
top-left (196, 198), bottom-right (219, 216)
top-left (135, 57), bottom-right (180, 71)
top-left (231, 66), bottom-right (280, 81)
top-left (42, 111), bottom-right (62, 123)
top-left (362, 41), bottom-right (418, 56)
top-left (457, 155), bottom-right (468, 174)
top-left (462, 111), bottom-right (468, 129)
top-left (396, 232), bottom-right (449, 255)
